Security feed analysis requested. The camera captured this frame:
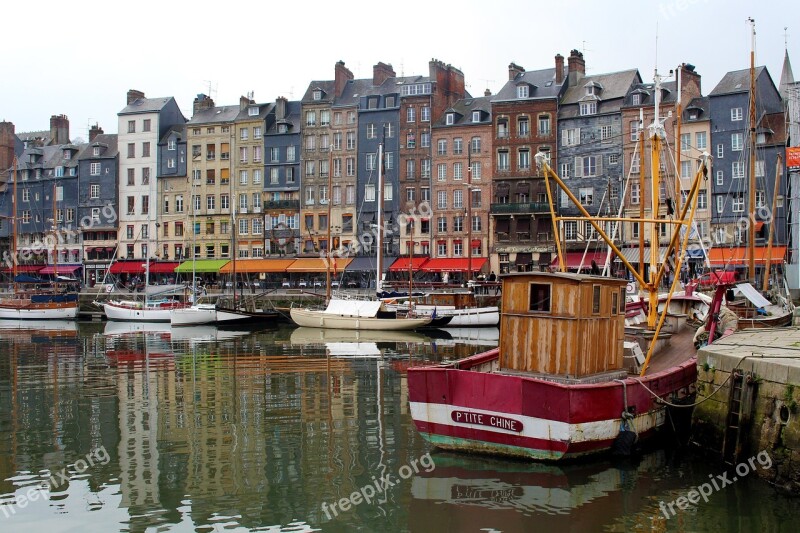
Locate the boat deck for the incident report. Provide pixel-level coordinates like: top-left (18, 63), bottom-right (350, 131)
top-left (631, 326), bottom-right (697, 375)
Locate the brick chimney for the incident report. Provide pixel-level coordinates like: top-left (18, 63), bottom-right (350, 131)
top-left (275, 96), bottom-right (288, 121)
top-left (429, 59), bottom-right (466, 119)
top-left (567, 50), bottom-right (585, 86)
top-left (89, 124), bottom-right (104, 142)
top-left (677, 63), bottom-right (702, 105)
top-left (240, 95), bottom-right (253, 111)
top-left (334, 60), bottom-right (354, 98)
top-left (373, 62), bottom-right (396, 86)
top-left (555, 54), bottom-right (565, 85)
top-left (508, 62), bottom-right (525, 81)
top-left (0, 121), bottom-right (15, 177)
top-left (127, 89), bottom-right (145, 105)
top-left (193, 93), bottom-right (215, 116)
top-left (484, 88), bottom-right (492, 96)
top-left (50, 114), bottom-right (70, 144)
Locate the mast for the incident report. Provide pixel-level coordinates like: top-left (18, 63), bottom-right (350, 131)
top-left (648, 70), bottom-right (664, 328)
top-left (11, 159), bottom-right (17, 293)
top-left (638, 108), bottom-right (646, 281)
top-left (763, 155), bottom-right (783, 291)
top-left (325, 149), bottom-right (332, 303)
top-left (675, 65), bottom-right (683, 214)
top-left (231, 147), bottom-right (237, 308)
top-left (52, 180), bottom-right (58, 280)
top-left (748, 16), bottom-right (757, 281)
top-left (376, 141), bottom-right (384, 293)
top-left (467, 150), bottom-right (473, 284)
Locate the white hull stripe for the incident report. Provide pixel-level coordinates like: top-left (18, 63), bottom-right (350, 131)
top-left (409, 401), bottom-right (664, 444)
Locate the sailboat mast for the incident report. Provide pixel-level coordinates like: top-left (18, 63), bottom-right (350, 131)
top-left (763, 155), bottom-right (783, 291)
top-left (648, 71), bottom-right (664, 328)
top-left (748, 17), bottom-right (757, 281)
top-left (326, 149), bottom-right (332, 303)
top-left (376, 142), bottom-right (384, 292)
top-left (52, 180), bottom-right (58, 280)
top-left (11, 159), bottom-right (17, 292)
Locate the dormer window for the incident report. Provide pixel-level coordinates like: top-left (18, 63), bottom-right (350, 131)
top-left (168, 139), bottom-right (176, 150)
top-left (579, 102), bottom-right (597, 116)
top-left (278, 124), bottom-right (288, 134)
top-left (517, 85), bottom-right (529, 98)
top-left (313, 90), bottom-right (322, 101)
top-left (248, 106), bottom-right (259, 116)
top-left (631, 94), bottom-right (641, 105)
top-left (93, 146), bottom-right (101, 156)
top-left (472, 111), bottom-right (481, 123)
top-left (63, 150), bottom-right (71, 160)
top-left (446, 113), bottom-right (455, 125)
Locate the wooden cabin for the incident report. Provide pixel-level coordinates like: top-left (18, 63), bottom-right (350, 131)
top-left (499, 272), bottom-right (627, 379)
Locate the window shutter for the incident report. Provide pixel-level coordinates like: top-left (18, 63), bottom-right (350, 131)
top-left (574, 156), bottom-right (583, 178)
top-left (560, 190), bottom-right (569, 208)
top-left (561, 129), bottom-right (568, 146)
top-left (575, 128), bottom-right (581, 145)
top-left (595, 155), bottom-right (603, 176)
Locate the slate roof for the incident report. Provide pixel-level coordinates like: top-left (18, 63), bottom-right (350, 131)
top-left (683, 96), bottom-right (710, 122)
top-left (301, 80), bottom-right (337, 103)
top-left (266, 100), bottom-right (302, 135)
top-left (492, 67), bottom-right (565, 102)
top-left (119, 96), bottom-right (176, 115)
top-left (187, 105), bottom-right (241, 125)
top-left (17, 129), bottom-right (53, 145)
top-left (709, 66), bottom-right (766, 96)
top-left (432, 96), bottom-right (492, 127)
top-left (235, 102), bottom-right (274, 121)
top-left (559, 69), bottom-right (641, 119)
top-left (335, 78), bottom-right (373, 108)
top-left (158, 124), bottom-right (186, 145)
top-left (622, 80), bottom-right (678, 107)
top-left (80, 134), bottom-right (118, 158)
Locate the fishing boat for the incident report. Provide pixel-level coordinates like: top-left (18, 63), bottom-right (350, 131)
top-left (408, 70), bottom-right (726, 461)
top-left (381, 289), bottom-right (499, 327)
top-left (289, 142), bottom-right (431, 331)
top-left (0, 160), bottom-right (79, 320)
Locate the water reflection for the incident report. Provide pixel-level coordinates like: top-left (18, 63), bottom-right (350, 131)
top-left (1, 322), bottom-right (794, 532)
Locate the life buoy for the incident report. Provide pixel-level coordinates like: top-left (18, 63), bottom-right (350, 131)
top-left (106, 284), bottom-right (114, 293)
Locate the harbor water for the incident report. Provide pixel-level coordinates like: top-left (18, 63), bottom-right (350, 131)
top-left (0, 322), bottom-right (796, 532)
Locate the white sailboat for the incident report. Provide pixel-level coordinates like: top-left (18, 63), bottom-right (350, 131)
top-left (289, 141), bottom-right (431, 331)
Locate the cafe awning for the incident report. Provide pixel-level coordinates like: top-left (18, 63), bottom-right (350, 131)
top-left (286, 257), bottom-right (353, 272)
top-left (174, 259), bottom-right (231, 273)
top-left (109, 261), bottom-right (146, 275)
top-left (219, 259), bottom-right (296, 274)
top-left (388, 256), bottom-right (429, 272)
top-left (420, 258), bottom-right (488, 272)
top-left (707, 246), bottom-right (786, 266)
top-left (348, 256), bottom-right (399, 272)
top-left (551, 251), bottom-right (613, 270)
top-left (0, 264), bottom-right (45, 273)
top-left (148, 262), bottom-right (181, 274)
top-left (39, 264), bottom-right (81, 275)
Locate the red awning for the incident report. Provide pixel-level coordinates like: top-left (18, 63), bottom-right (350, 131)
top-left (551, 251), bottom-right (609, 270)
top-left (707, 246), bottom-right (786, 266)
top-left (148, 262), bottom-right (180, 274)
top-left (39, 264), bottom-right (81, 275)
top-left (420, 241), bottom-right (429, 246)
top-left (753, 221), bottom-right (765, 232)
top-left (388, 256), bottom-right (429, 272)
top-left (109, 261), bottom-right (146, 274)
top-left (421, 258), bottom-right (488, 272)
top-left (471, 239), bottom-right (481, 247)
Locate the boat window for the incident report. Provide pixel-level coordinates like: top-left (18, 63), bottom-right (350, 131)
top-left (612, 292), bottom-right (618, 315)
top-left (592, 285), bottom-right (601, 314)
top-left (620, 288), bottom-right (627, 315)
top-left (529, 283), bottom-right (551, 313)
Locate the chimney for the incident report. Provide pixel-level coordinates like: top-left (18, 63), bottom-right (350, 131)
top-left (677, 63), bottom-right (702, 103)
top-left (334, 60), bottom-right (354, 97)
top-left (484, 88), bottom-right (492, 97)
top-left (193, 93), bottom-right (215, 116)
top-left (508, 62), bottom-right (525, 81)
top-left (429, 59), bottom-right (466, 116)
top-left (567, 50), bottom-right (586, 86)
top-left (127, 89), bottom-right (145, 105)
top-left (240, 95), bottom-right (252, 111)
top-left (372, 62), bottom-right (396, 86)
top-left (555, 54), bottom-right (565, 85)
top-left (89, 124), bottom-right (104, 142)
top-left (50, 114), bottom-right (70, 144)
top-left (0, 121), bottom-right (15, 177)
top-left (276, 96), bottom-right (288, 120)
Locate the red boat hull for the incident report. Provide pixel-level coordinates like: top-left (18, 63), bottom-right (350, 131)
top-left (408, 348), bottom-right (696, 461)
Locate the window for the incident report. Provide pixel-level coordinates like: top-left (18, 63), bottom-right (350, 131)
top-left (365, 184), bottom-right (376, 202)
top-left (167, 157), bottom-right (175, 169)
top-left (560, 162), bottom-right (571, 178)
top-left (632, 94), bottom-right (641, 106)
top-left (538, 115), bottom-right (551, 135)
top-left (580, 101), bottom-right (597, 115)
top-left (574, 155), bottom-right (598, 177)
top-left (142, 167), bottom-right (150, 185)
top-left (454, 162), bottom-right (463, 180)
top-left (346, 132), bottom-right (355, 150)
top-left (406, 159), bottom-right (416, 179)
top-left (319, 185), bottom-right (329, 204)
top-left (142, 142), bottom-right (150, 157)
top-left (421, 187), bottom-right (430, 202)
top-left (732, 161), bottom-right (745, 179)
top-left (346, 157), bottom-right (355, 176)
top-left (453, 138), bottom-right (463, 155)
top-left (518, 117), bottom-right (529, 137)
top-left (630, 182), bottom-right (640, 205)
top-left (471, 161), bottom-right (482, 180)
top-left (453, 240), bottom-right (463, 256)
top-left (446, 113), bottom-right (455, 125)
top-left (437, 216), bottom-right (447, 232)
top-left (518, 149), bottom-right (530, 170)
top-left (305, 160), bottom-right (316, 176)
top-left (696, 131), bottom-right (707, 150)
top-left (517, 85), bottom-right (529, 98)
top-left (471, 137), bottom-right (481, 154)
top-left (305, 111), bottom-right (316, 126)
top-left (320, 110), bottom-right (330, 126)
top-left (731, 107), bottom-right (743, 121)
top-left (454, 189), bottom-right (463, 208)
top-left (193, 194), bottom-right (201, 211)
top-left (90, 183), bottom-right (100, 199)
top-left (563, 128), bottom-right (580, 146)
top-left (384, 184), bottom-right (392, 201)
top-left (716, 170), bottom-right (724, 185)
top-left (716, 195), bottom-right (725, 214)
top-left (421, 158), bottom-right (431, 178)
top-left (472, 110), bottom-right (481, 123)
top-left (756, 190), bottom-right (766, 208)
top-left (407, 107), bottom-right (416, 122)
top-left (366, 153), bottom-right (377, 171)
top-left (240, 170), bottom-right (248, 185)
top-left (141, 119), bottom-right (150, 132)
top-left (127, 143), bottom-right (135, 158)
top-left (579, 187), bottom-right (593, 205)
top-left (698, 189), bottom-right (708, 209)
top-left (681, 160), bottom-right (693, 178)
top-left (437, 190), bottom-right (447, 209)
top-left (609, 153), bottom-right (619, 165)
top-left (176, 195), bottom-right (184, 213)
top-left (528, 283), bottom-right (551, 312)
top-left (680, 133), bottom-right (691, 151)
top-left (367, 123), bottom-right (377, 139)
top-left (421, 132), bottom-right (431, 148)
top-left (728, 134), bottom-right (746, 154)
top-left (406, 187), bottom-right (416, 202)
top-left (437, 139), bottom-right (447, 155)
top-left (497, 150), bottom-right (509, 171)
top-left (497, 119), bottom-right (509, 138)
top-left (141, 224), bottom-right (149, 239)
top-left (220, 194), bottom-right (229, 210)
top-left (346, 185), bottom-right (355, 204)
top-left (287, 146), bottom-right (296, 161)
top-left (127, 120), bottom-right (135, 133)
top-left (421, 106), bottom-right (431, 122)
top-left (716, 144), bottom-right (724, 158)
top-left (732, 192), bottom-right (745, 212)
top-left (755, 160), bottom-right (765, 178)
top-left (406, 132), bottom-right (416, 149)
top-left (126, 196), bottom-right (135, 215)
top-left (600, 125), bottom-right (612, 141)
top-left (592, 285), bottom-right (601, 314)
top-left (207, 195), bottom-right (215, 210)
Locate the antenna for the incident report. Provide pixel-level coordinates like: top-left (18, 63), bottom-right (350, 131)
top-left (785, 26), bottom-right (789, 50)
top-left (202, 80), bottom-right (218, 99)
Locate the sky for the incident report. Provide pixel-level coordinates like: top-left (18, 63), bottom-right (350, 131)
top-left (3, 0), bottom-right (796, 141)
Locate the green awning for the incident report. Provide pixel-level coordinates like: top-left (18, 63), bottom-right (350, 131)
top-left (175, 259), bottom-right (230, 273)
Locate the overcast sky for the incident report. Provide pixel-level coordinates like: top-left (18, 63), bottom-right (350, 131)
top-left (3, 0), bottom-right (796, 140)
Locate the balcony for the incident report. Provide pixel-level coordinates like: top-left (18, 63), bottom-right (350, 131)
top-left (490, 202), bottom-right (550, 214)
top-left (264, 199), bottom-right (300, 210)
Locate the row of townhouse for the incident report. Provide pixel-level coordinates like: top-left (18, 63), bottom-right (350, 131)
top-left (0, 50), bottom-right (794, 286)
